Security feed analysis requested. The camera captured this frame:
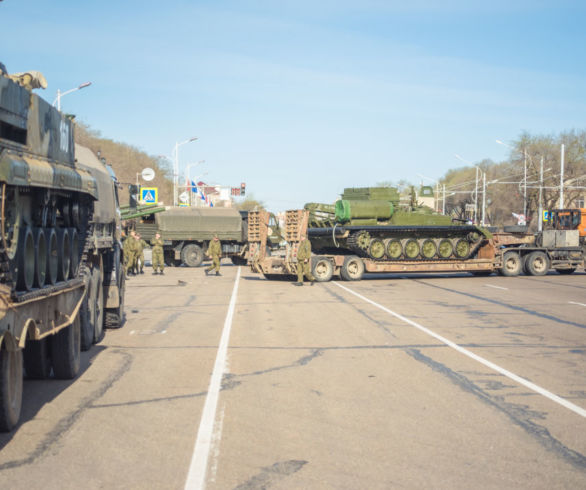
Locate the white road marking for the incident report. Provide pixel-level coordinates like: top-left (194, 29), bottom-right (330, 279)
top-left (333, 282), bottom-right (586, 419)
top-left (569, 301), bottom-right (586, 307)
top-left (185, 267), bottom-right (241, 490)
top-left (485, 284), bottom-right (508, 290)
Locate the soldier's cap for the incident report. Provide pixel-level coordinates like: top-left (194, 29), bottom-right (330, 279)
top-left (213, 234), bottom-right (218, 238)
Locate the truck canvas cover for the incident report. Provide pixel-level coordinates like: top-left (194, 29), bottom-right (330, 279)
top-left (155, 207), bottom-right (243, 240)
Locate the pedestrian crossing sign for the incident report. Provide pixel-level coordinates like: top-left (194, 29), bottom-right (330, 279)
top-left (141, 187), bottom-right (158, 205)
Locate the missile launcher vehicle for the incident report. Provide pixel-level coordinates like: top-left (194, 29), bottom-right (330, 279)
top-left (305, 187), bottom-right (491, 261)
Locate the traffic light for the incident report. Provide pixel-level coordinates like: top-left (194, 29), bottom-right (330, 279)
top-left (129, 184), bottom-right (140, 208)
top-left (240, 182), bottom-right (246, 196)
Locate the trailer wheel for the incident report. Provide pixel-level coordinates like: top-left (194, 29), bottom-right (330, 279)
top-left (0, 347), bottom-right (23, 431)
top-left (499, 251), bottom-right (522, 277)
top-left (181, 244), bottom-right (204, 267)
top-left (340, 256), bottom-right (364, 281)
top-left (24, 338), bottom-right (52, 378)
top-left (555, 268), bottom-right (576, 275)
top-left (312, 256), bottom-right (334, 282)
top-left (524, 251), bottom-right (549, 276)
top-left (51, 314), bottom-right (81, 380)
top-left (231, 256), bottom-right (247, 266)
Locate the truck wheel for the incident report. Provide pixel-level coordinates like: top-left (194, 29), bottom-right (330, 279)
top-left (51, 314), bottom-right (81, 379)
top-left (181, 244), bottom-right (204, 267)
top-left (106, 271), bottom-right (125, 329)
top-left (80, 268), bottom-right (94, 351)
top-left (500, 251), bottom-right (522, 277)
top-left (524, 251), bottom-right (549, 276)
top-left (556, 268), bottom-right (576, 275)
top-left (231, 256), bottom-right (247, 266)
top-left (0, 347), bottom-right (23, 431)
top-left (311, 256), bottom-right (334, 282)
top-left (340, 256), bottom-right (364, 281)
top-left (24, 338), bottom-right (52, 378)
top-left (91, 262), bottom-right (105, 343)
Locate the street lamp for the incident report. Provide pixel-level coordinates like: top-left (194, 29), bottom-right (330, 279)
top-left (185, 160), bottom-right (206, 183)
top-left (496, 139), bottom-right (534, 219)
top-left (454, 154), bottom-right (483, 224)
top-left (173, 137), bottom-right (198, 206)
top-left (52, 81), bottom-right (92, 111)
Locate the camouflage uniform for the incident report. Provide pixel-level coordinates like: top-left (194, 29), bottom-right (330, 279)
top-left (151, 234), bottom-right (165, 274)
top-left (134, 236), bottom-right (148, 274)
top-left (205, 236), bottom-right (222, 275)
top-left (296, 237), bottom-right (315, 285)
top-left (125, 235), bottom-right (138, 275)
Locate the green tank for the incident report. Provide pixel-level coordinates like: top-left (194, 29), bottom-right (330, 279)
top-left (0, 68), bottom-right (98, 294)
top-left (305, 186), bottom-right (490, 261)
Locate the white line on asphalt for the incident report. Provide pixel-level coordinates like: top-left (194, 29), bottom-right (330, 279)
top-left (185, 267), bottom-right (241, 490)
top-left (333, 282), bottom-right (586, 419)
top-left (569, 301), bottom-right (586, 307)
top-left (485, 284), bottom-right (508, 290)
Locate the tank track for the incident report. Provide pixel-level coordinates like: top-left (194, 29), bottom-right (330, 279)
top-left (345, 226), bottom-right (485, 262)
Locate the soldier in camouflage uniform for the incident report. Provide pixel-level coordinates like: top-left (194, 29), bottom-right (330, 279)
top-left (205, 234), bottom-right (222, 276)
top-left (295, 233), bottom-right (315, 286)
top-left (125, 230), bottom-right (138, 276)
top-left (134, 233), bottom-right (148, 274)
top-left (151, 232), bottom-right (165, 275)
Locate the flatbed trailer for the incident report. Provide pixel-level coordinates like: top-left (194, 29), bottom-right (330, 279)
top-left (248, 210), bottom-right (584, 281)
top-left (0, 280), bottom-right (85, 431)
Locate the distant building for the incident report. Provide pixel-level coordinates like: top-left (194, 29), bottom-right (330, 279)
top-left (418, 185), bottom-right (436, 210)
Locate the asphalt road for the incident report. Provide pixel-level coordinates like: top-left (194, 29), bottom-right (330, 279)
top-left (1, 264), bottom-right (585, 489)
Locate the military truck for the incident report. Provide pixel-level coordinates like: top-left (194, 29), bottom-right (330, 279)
top-left (128, 207), bottom-right (249, 267)
top-left (0, 67), bottom-right (124, 430)
top-left (75, 144), bottom-right (125, 348)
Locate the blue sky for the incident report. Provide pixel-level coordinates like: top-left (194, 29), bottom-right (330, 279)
top-left (2, 0), bottom-right (585, 210)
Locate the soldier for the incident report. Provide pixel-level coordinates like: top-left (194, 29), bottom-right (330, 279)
top-left (294, 233), bottom-right (315, 286)
top-left (205, 234), bottom-right (222, 276)
top-left (134, 233), bottom-right (148, 274)
top-left (151, 232), bottom-right (165, 275)
top-left (125, 230), bottom-right (138, 276)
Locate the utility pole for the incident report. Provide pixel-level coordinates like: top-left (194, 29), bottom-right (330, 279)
top-left (559, 143), bottom-right (565, 208)
top-left (538, 156), bottom-right (544, 232)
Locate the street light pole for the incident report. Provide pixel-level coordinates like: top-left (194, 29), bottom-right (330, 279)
top-left (559, 143), bottom-right (565, 208)
top-left (523, 149), bottom-right (527, 218)
top-left (482, 171), bottom-right (486, 226)
top-left (538, 156), bottom-right (544, 232)
top-left (173, 137), bottom-right (198, 206)
top-left (53, 82), bottom-right (92, 110)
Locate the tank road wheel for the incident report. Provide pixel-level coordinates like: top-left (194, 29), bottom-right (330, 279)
top-left (404, 239), bottom-right (420, 260)
top-left (524, 251), bottom-right (550, 276)
top-left (454, 239), bottom-right (471, 259)
top-left (17, 227), bottom-right (35, 291)
top-left (56, 228), bottom-right (71, 281)
top-left (51, 314), bottom-right (81, 379)
top-left (45, 228), bottom-right (58, 285)
top-left (368, 238), bottom-right (385, 259)
top-left (181, 244), bottom-right (204, 267)
top-left (340, 256), bottom-right (365, 281)
top-left (0, 347), bottom-right (23, 432)
top-left (499, 251), bottom-right (522, 277)
top-left (386, 239), bottom-right (402, 259)
top-left (421, 239), bottom-right (437, 259)
top-left (24, 338), bottom-right (52, 378)
top-left (33, 228), bottom-right (47, 288)
top-left (69, 228), bottom-right (80, 278)
top-left (438, 239), bottom-right (453, 259)
top-left (311, 256), bottom-right (334, 282)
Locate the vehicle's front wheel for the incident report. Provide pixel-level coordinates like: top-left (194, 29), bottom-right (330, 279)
top-left (181, 244), bottom-right (204, 267)
top-left (311, 256), bottom-right (334, 282)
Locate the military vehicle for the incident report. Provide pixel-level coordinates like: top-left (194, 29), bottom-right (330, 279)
top-left (127, 206), bottom-right (250, 267)
top-left (0, 67), bottom-right (124, 430)
top-left (306, 187), bottom-right (490, 262)
top-left (75, 144), bottom-right (126, 347)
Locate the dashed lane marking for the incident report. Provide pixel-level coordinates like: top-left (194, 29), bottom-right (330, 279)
top-left (333, 282), bottom-right (586, 419)
top-left (569, 301), bottom-right (586, 307)
top-left (485, 284), bottom-right (509, 290)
